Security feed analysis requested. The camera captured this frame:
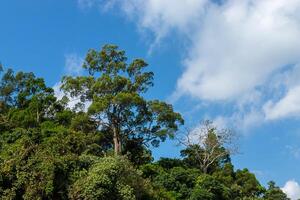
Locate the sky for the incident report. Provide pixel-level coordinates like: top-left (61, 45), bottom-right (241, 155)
top-left (1, 0), bottom-right (300, 199)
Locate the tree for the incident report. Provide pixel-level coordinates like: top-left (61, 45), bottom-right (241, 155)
top-left (68, 156), bottom-right (154, 200)
top-left (61, 44), bottom-right (184, 155)
top-left (0, 48), bottom-right (291, 200)
top-left (0, 68), bottom-right (59, 130)
top-left (0, 121), bottom-right (104, 199)
top-left (190, 174), bottom-right (231, 200)
top-left (140, 161), bottom-right (201, 199)
top-left (0, 68), bottom-right (105, 199)
top-left (264, 181), bottom-right (290, 200)
top-left (156, 158), bottom-right (184, 170)
top-left (179, 120), bottom-right (237, 174)
top-left (234, 169), bottom-right (265, 198)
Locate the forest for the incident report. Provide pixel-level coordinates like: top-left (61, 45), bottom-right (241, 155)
top-left (0, 44), bottom-right (290, 200)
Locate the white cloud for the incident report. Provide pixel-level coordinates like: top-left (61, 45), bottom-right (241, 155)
top-left (263, 64), bottom-right (300, 120)
top-left (53, 81), bottom-right (91, 111)
top-left (114, 0), bottom-right (207, 38)
top-left (105, 0), bottom-right (300, 101)
top-left (83, 0), bottom-right (300, 122)
top-left (53, 82), bottom-right (64, 101)
top-left (213, 108), bottom-right (264, 133)
top-left (53, 82), bottom-right (83, 109)
top-left (213, 116), bottom-right (228, 130)
top-left (264, 86), bottom-right (300, 120)
top-left (91, 0), bottom-right (208, 51)
top-left (53, 53), bottom-right (87, 110)
top-left (180, 121), bottom-right (214, 145)
top-left (282, 180), bottom-right (300, 200)
top-left (176, 0), bottom-right (300, 101)
top-left (64, 54), bottom-right (84, 76)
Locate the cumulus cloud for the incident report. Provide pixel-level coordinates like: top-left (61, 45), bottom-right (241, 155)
top-left (101, 0), bottom-right (300, 100)
top-left (80, 0), bottom-right (300, 122)
top-left (97, 0), bottom-right (207, 38)
top-left (263, 64), bottom-right (300, 120)
top-left (64, 54), bottom-right (84, 76)
top-left (177, 0), bottom-right (300, 101)
top-left (264, 86), bottom-right (300, 120)
top-left (282, 180), bottom-right (300, 200)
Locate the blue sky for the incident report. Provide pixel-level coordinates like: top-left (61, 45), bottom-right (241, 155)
top-left (1, 0), bottom-right (300, 198)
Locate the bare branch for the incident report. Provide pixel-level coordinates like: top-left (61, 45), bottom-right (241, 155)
top-left (177, 120), bottom-right (239, 173)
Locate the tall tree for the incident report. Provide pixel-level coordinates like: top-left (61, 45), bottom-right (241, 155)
top-left (61, 44), bottom-right (184, 155)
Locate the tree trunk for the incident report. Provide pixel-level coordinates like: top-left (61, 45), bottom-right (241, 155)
top-left (203, 166), bottom-right (208, 174)
top-left (113, 126), bottom-right (122, 155)
top-left (36, 108), bottom-right (40, 124)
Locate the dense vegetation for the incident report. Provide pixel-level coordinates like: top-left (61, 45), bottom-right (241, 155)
top-left (0, 45), bottom-right (289, 200)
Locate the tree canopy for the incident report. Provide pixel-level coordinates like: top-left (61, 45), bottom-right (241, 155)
top-left (61, 44), bottom-right (183, 155)
top-left (0, 44), bottom-right (291, 200)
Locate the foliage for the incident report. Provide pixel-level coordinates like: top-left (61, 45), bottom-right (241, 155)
top-left (0, 45), bottom-right (291, 200)
top-left (61, 44), bottom-right (184, 155)
top-left (141, 160), bottom-right (267, 200)
top-left (68, 156), bottom-right (154, 200)
top-left (263, 181), bottom-right (290, 200)
top-left (179, 120), bottom-right (235, 174)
